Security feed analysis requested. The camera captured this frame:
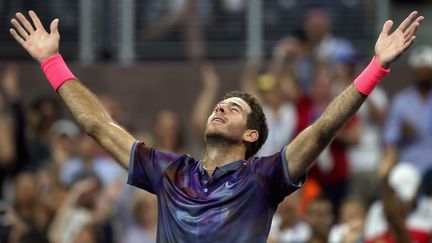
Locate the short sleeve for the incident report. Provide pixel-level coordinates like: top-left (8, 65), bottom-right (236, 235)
top-left (251, 146), bottom-right (306, 205)
top-left (127, 141), bottom-right (183, 194)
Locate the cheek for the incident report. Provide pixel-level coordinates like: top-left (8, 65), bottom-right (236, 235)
top-left (231, 117), bottom-right (248, 133)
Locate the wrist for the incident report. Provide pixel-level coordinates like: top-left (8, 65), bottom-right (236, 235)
top-left (41, 54), bottom-right (76, 91)
top-left (374, 55), bottom-right (391, 69)
top-left (354, 57), bottom-right (390, 95)
top-left (38, 52), bottom-right (60, 64)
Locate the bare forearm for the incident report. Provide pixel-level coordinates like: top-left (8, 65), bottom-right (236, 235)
top-left (286, 85), bottom-right (366, 181)
top-left (57, 80), bottom-right (134, 168)
top-left (317, 85), bottom-right (366, 143)
top-left (58, 80), bottom-right (112, 132)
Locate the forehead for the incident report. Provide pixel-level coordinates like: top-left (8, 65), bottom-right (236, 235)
top-left (219, 97), bottom-right (252, 113)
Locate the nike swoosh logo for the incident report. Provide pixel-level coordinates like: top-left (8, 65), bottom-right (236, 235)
top-left (225, 180), bottom-right (241, 189)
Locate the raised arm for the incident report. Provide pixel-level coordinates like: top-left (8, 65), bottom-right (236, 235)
top-left (285, 11), bottom-right (424, 182)
top-left (9, 11), bottom-right (135, 169)
top-left (192, 63), bottom-right (219, 141)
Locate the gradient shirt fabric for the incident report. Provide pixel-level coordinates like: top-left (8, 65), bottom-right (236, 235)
top-left (127, 141), bottom-right (305, 243)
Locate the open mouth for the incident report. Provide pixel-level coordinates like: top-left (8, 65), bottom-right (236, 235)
top-left (212, 117), bottom-right (225, 124)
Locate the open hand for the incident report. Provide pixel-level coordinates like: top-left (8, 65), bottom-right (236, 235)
top-left (9, 11), bottom-right (60, 64)
top-left (375, 11), bottom-right (424, 68)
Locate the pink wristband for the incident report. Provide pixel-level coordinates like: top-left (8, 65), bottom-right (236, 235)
top-left (41, 54), bottom-right (76, 91)
top-left (354, 57), bottom-right (390, 95)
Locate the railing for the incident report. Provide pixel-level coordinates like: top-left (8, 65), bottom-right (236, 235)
top-left (0, 0), bottom-right (386, 63)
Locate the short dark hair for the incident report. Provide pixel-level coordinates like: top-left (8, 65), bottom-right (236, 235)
top-left (223, 91), bottom-right (268, 159)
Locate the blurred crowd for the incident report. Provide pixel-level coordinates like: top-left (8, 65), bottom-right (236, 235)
top-left (0, 4), bottom-right (432, 243)
top-left (0, 0), bottom-right (369, 60)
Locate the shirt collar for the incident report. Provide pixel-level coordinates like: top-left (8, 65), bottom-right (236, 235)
top-left (198, 159), bottom-right (247, 177)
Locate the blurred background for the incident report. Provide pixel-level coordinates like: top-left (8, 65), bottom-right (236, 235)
top-left (0, 0), bottom-right (432, 242)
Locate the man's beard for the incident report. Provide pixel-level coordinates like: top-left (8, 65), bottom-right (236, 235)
top-left (205, 131), bottom-right (242, 147)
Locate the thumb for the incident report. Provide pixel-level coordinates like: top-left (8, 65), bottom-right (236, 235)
top-left (50, 19), bottom-right (59, 35)
top-left (382, 20), bottom-right (393, 35)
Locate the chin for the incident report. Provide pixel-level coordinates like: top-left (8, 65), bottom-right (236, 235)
top-left (204, 130), bottom-right (240, 145)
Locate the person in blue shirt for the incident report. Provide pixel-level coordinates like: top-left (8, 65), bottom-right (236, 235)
top-left (9, 10), bottom-right (423, 242)
top-left (383, 45), bottom-right (432, 175)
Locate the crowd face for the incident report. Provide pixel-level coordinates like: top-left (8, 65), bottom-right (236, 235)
top-left (259, 85), bottom-right (285, 108)
top-left (413, 67), bottom-right (432, 90)
top-left (153, 110), bottom-right (183, 150)
top-left (340, 199), bottom-right (365, 224)
top-left (14, 172), bottom-right (38, 207)
top-left (77, 135), bottom-right (98, 161)
top-left (306, 199), bottom-right (334, 237)
top-left (303, 9), bottom-right (331, 43)
top-left (312, 66), bottom-right (334, 104)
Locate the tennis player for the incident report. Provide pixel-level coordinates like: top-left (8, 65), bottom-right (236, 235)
top-left (9, 10), bottom-right (423, 242)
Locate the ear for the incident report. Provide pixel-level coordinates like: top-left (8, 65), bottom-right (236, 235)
top-left (243, 129), bottom-right (259, 143)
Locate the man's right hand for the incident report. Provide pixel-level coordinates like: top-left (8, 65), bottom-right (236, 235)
top-left (10, 11), bottom-right (60, 64)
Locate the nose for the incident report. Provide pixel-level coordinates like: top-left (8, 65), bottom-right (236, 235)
top-left (215, 103), bottom-right (226, 114)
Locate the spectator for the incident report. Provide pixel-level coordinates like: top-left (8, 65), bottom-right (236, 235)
top-left (364, 161), bottom-right (432, 242)
top-left (302, 7), bottom-right (356, 65)
top-left (0, 66), bottom-right (17, 198)
top-left (272, 29), bottom-right (314, 94)
top-left (10, 172), bottom-right (50, 242)
top-left (139, 0), bottom-right (210, 60)
top-left (328, 196), bottom-right (366, 243)
top-left (383, 45), bottom-right (432, 175)
top-left (60, 135), bottom-right (126, 187)
top-left (123, 191), bottom-right (157, 243)
top-left (268, 190), bottom-right (310, 243)
top-left (304, 197), bottom-right (334, 243)
top-left (26, 96), bottom-right (62, 169)
top-left (278, 6), bottom-right (356, 94)
top-left (48, 174), bottom-right (110, 243)
top-left (252, 73), bottom-right (298, 156)
top-left (0, 64), bottom-right (31, 175)
top-left (0, 66), bottom-right (16, 169)
top-left (152, 109), bottom-right (188, 154)
top-left (49, 119), bottom-right (81, 166)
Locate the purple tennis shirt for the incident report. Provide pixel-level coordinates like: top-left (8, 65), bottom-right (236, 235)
top-left (127, 141), bottom-right (305, 242)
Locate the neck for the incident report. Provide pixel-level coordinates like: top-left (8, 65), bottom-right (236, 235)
top-left (203, 139), bottom-right (246, 170)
